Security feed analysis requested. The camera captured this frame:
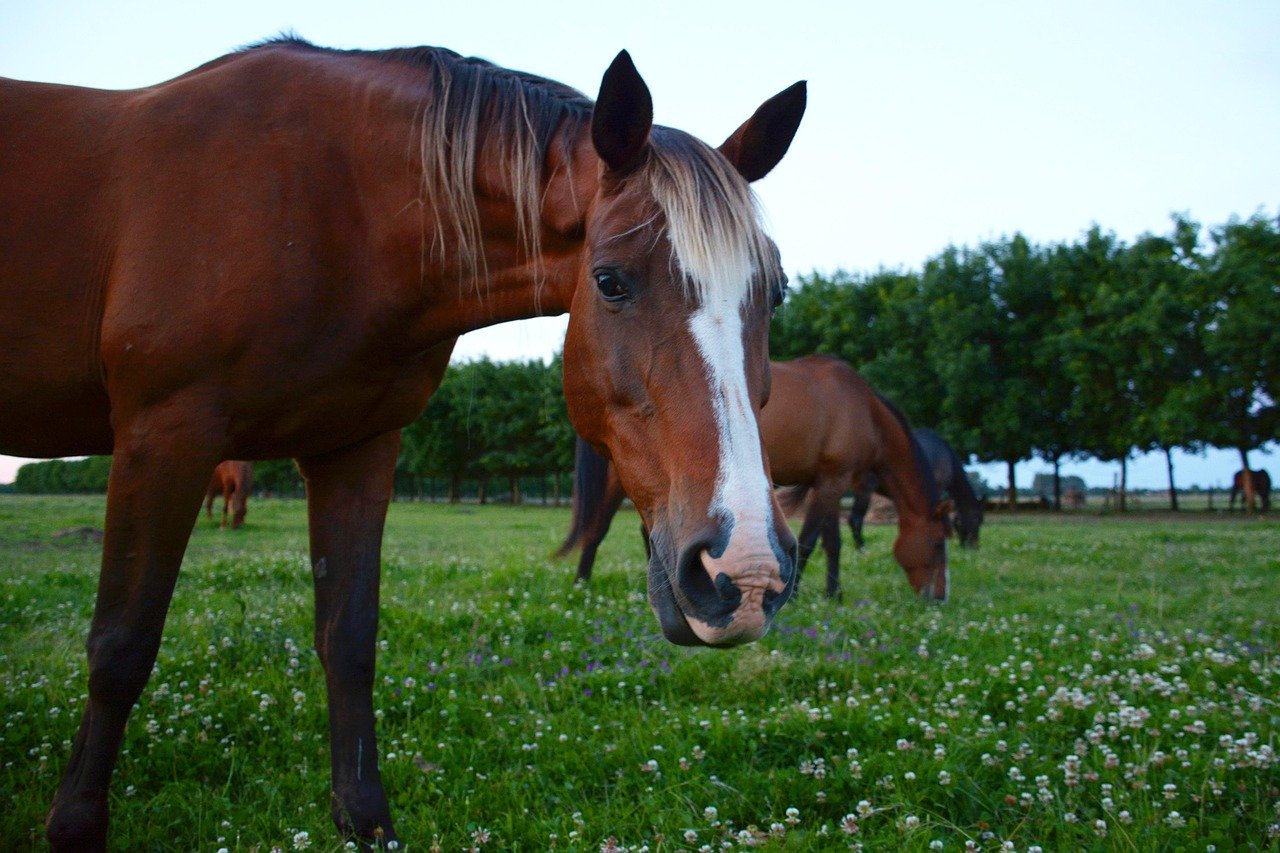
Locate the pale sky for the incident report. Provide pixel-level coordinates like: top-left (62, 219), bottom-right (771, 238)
top-left (2, 0), bottom-right (1277, 488)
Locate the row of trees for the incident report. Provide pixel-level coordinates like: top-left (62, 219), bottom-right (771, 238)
top-left (771, 211), bottom-right (1279, 508)
top-left (12, 357), bottom-right (575, 503)
top-left (11, 457), bottom-right (113, 494)
top-left (12, 212), bottom-right (1275, 509)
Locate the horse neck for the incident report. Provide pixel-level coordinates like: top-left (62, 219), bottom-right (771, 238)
top-left (870, 401), bottom-right (937, 529)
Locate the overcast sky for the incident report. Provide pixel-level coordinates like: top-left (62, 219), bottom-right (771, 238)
top-left (2, 0), bottom-right (1277, 488)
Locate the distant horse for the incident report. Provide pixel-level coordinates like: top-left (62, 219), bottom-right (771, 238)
top-left (0, 39), bottom-right (806, 849)
top-left (204, 461), bottom-right (253, 529)
top-left (561, 355), bottom-right (951, 601)
top-left (850, 426), bottom-right (983, 548)
top-left (1230, 469), bottom-right (1272, 512)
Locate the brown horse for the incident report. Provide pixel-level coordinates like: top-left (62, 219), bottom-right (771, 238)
top-left (562, 355), bottom-right (952, 600)
top-left (1230, 469), bottom-right (1272, 512)
top-left (0, 38), bottom-right (805, 849)
top-left (204, 460), bottom-right (254, 529)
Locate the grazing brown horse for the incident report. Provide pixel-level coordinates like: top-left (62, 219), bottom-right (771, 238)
top-left (562, 355), bottom-right (951, 601)
top-left (0, 38), bottom-right (805, 849)
top-left (850, 426), bottom-right (983, 548)
top-left (1230, 469), bottom-right (1272, 512)
top-left (204, 460), bottom-right (253, 529)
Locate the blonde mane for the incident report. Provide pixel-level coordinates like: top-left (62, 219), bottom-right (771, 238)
top-left (645, 127), bottom-right (780, 308)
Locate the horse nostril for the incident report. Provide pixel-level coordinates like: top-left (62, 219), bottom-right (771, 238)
top-left (675, 540), bottom-right (720, 611)
top-left (713, 572), bottom-right (740, 603)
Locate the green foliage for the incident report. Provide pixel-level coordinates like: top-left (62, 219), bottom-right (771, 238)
top-left (1, 497), bottom-right (1277, 849)
top-left (12, 456), bottom-right (111, 493)
top-left (1191, 212), bottom-right (1280, 456)
top-left (398, 358), bottom-right (574, 501)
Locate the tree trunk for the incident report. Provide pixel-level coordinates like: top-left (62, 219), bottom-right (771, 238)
top-left (1052, 455), bottom-right (1061, 511)
top-left (478, 476), bottom-right (488, 505)
top-left (449, 473), bottom-right (460, 504)
top-left (553, 472), bottom-right (562, 507)
top-left (1006, 459), bottom-right (1017, 508)
top-left (1239, 447), bottom-right (1255, 514)
top-left (1118, 457), bottom-right (1128, 512)
top-left (1165, 448), bottom-right (1179, 511)
top-left (510, 475), bottom-right (521, 505)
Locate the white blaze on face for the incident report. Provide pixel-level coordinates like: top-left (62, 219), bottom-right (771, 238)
top-left (688, 295), bottom-right (773, 547)
top-left (685, 294), bottom-right (782, 642)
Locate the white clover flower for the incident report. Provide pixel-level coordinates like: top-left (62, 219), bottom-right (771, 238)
top-left (291, 831), bottom-right (310, 850)
top-left (840, 814), bottom-right (859, 835)
top-left (785, 807), bottom-right (800, 825)
top-left (903, 815), bottom-right (920, 830)
top-left (683, 829), bottom-right (698, 843)
top-left (938, 770), bottom-right (952, 785)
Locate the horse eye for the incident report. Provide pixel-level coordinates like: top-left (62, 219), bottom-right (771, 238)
top-left (595, 270), bottom-right (630, 303)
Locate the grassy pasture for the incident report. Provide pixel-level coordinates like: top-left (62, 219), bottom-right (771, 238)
top-left (1, 495), bottom-right (1277, 851)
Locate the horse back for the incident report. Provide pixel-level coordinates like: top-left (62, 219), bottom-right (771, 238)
top-left (1, 51), bottom-right (445, 462)
top-left (762, 355), bottom-right (879, 486)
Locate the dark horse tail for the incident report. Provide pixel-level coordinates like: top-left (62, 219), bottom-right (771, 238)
top-left (776, 483), bottom-right (813, 518)
top-left (556, 435), bottom-right (613, 557)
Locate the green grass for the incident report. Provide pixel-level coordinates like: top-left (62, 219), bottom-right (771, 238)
top-left (1, 495), bottom-right (1278, 851)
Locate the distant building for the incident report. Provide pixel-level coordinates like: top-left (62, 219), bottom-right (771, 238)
top-left (1031, 473), bottom-right (1086, 505)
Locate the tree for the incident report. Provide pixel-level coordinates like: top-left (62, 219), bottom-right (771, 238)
top-left (1117, 221), bottom-right (1206, 509)
top-left (1191, 212), bottom-right (1280, 510)
top-left (923, 244), bottom-right (1038, 506)
top-left (1050, 227), bottom-right (1146, 509)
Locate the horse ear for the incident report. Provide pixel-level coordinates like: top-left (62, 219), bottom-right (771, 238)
top-left (718, 80), bottom-right (807, 182)
top-left (935, 499), bottom-right (955, 520)
top-left (592, 50), bottom-right (653, 176)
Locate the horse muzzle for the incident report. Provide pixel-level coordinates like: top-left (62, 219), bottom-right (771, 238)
top-left (647, 524), bottom-right (796, 647)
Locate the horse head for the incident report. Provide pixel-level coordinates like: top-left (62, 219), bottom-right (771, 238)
top-left (894, 498), bottom-right (952, 603)
top-left (563, 52), bottom-right (806, 646)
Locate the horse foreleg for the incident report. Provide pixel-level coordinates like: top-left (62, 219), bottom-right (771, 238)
top-left (47, 413), bottom-right (217, 851)
top-left (574, 471), bottom-right (627, 584)
top-left (820, 509), bottom-right (843, 600)
top-left (794, 503), bottom-right (823, 584)
top-left (848, 482), bottom-right (873, 550)
top-left (298, 431), bottom-right (400, 846)
top-left (230, 487), bottom-right (247, 530)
